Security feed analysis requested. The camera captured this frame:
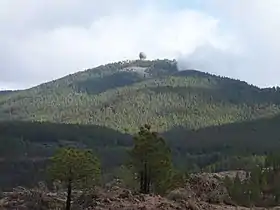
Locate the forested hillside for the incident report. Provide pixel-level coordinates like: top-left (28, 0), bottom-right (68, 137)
top-left (165, 114), bottom-right (280, 171)
top-left (1, 59), bottom-right (280, 190)
top-left (1, 59), bottom-right (280, 133)
top-left (1, 113), bottom-right (280, 189)
top-left (0, 121), bottom-right (131, 189)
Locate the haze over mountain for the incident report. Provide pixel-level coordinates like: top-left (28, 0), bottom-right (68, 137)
top-left (1, 0), bottom-right (280, 89)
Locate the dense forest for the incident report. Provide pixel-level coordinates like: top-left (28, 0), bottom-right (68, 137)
top-left (1, 59), bottom-right (280, 133)
top-left (1, 112), bottom-right (280, 190)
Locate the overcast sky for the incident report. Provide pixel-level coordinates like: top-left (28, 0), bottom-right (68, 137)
top-left (1, 0), bottom-right (280, 90)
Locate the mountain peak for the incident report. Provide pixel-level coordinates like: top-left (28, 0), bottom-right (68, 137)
top-left (1, 58), bottom-right (280, 133)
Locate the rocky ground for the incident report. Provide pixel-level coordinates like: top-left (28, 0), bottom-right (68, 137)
top-left (0, 171), bottom-right (279, 210)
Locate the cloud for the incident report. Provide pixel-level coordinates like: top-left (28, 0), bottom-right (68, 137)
top-left (0, 0), bottom-right (280, 89)
top-left (190, 0), bottom-right (280, 87)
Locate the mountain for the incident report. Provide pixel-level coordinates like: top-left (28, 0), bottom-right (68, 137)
top-left (1, 59), bottom-right (280, 133)
top-left (3, 59), bottom-right (280, 191)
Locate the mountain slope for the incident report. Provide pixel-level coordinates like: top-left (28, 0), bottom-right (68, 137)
top-left (165, 114), bottom-right (280, 155)
top-left (1, 113), bottom-right (280, 189)
top-left (1, 59), bottom-right (280, 133)
top-left (0, 121), bottom-right (131, 189)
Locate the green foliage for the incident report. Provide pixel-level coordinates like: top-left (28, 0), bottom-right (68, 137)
top-left (129, 125), bottom-right (173, 194)
top-left (3, 59), bottom-right (280, 205)
top-left (265, 153), bottom-right (280, 170)
top-left (169, 169), bottom-right (187, 190)
top-left (48, 147), bottom-right (101, 189)
top-left (48, 147), bottom-right (101, 210)
top-left (204, 156), bottom-right (266, 173)
top-left (113, 165), bottom-right (138, 190)
top-left (2, 59), bottom-right (280, 191)
top-left (3, 113), bottom-right (280, 190)
top-left (1, 59), bottom-right (280, 133)
top-left (165, 114), bottom-right (280, 168)
top-left (225, 155), bottom-right (280, 207)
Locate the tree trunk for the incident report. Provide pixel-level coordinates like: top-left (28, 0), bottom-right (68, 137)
top-left (65, 178), bottom-right (72, 210)
top-left (144, 162), bottom-right (147, 193)
top-left (140, 170), bottom-right (144, 193)
top-left (144, 161), bottom-right (149, 194)
top-left (147, 166), bottom-right (151, 194)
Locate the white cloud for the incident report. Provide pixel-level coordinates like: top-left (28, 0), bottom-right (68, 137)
top-left (0, 0), bottom-right (280, 89)
top-left (198, 0), bottom-right (280, 87)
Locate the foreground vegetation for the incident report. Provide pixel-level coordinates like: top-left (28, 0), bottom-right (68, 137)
top-left (16, 124), bottom-right (280, 209)
top-left (225, 154), bottom-right (280, 207)
top-left (47, 125), bottom-right (184, 209)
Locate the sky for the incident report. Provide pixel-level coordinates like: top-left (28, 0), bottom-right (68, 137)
top-left (1, 0), bottom-right (280, 90)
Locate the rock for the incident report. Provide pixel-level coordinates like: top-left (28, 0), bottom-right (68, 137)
top-left (187, 200), bottom-right (200, 210)
top-left (187, 173), bottom-right (230, 203)
top-left (118, 189), bottom-right (133, 199)
top-left (167, 187), bottom-right (195, 201)
top-left (0, 172), bottom-right (279, 210)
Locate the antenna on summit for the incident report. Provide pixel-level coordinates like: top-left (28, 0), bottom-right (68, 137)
top-left (139, 52), bottom-right (147, 60)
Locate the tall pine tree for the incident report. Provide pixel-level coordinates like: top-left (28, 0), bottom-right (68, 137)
top-left (48, 147), bottom-right (101, 210)
top-left (129, 124), bottom-right (173, 194)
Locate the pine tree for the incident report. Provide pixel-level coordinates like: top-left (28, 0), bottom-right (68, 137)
top-left (129, 124), bottom-right (173, 194)
top-left (249, 166), bottom-right (261, 203)
top-left (231, 174), bottom-right (244, 204)
top-left (48, 147), bottom-right (101, 210)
